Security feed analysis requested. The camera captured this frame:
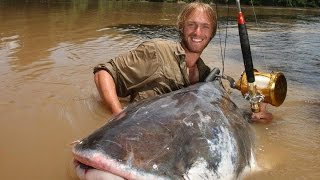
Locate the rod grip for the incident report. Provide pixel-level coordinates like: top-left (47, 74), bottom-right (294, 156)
top-left (238, 13), bottom-right (255, 83)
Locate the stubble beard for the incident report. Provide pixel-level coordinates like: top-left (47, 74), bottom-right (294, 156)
top-left (181, 36), bottom-right (210, 54)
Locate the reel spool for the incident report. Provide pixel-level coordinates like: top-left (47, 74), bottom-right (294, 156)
top-left (235, 70), bottom-right (287, 107)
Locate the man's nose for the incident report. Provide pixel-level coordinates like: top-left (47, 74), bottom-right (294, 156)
top-left (193, 25), bottom-right (202, 36)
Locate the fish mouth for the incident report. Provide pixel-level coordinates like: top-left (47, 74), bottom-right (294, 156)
top-left (72, 146), bottom-right (128, 180)
top-left (73, 159), bottom-right (125, 180)
top-left (72, 148), bottom-right (168, 180)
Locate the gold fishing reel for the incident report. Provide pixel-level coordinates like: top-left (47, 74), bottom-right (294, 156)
top-left (235, 70), bottom-right (287, 107)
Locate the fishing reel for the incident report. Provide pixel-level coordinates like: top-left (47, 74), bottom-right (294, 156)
top-left (205, 68), bottom-right (287, 112)
top-left (234, 70), bottom-right (287, 109)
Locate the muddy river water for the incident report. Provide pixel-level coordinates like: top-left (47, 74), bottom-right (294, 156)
top-left (0, 1), bottom-right (319, 179)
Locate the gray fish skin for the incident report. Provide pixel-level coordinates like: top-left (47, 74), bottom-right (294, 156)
top-left (72, 81), bottom-right (254, 180)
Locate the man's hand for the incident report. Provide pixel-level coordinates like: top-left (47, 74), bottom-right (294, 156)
top-left (251, 103), bottom-right (273, 123)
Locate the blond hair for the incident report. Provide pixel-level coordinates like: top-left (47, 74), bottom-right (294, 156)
top-left (177, 1), bottom-right (217, 39)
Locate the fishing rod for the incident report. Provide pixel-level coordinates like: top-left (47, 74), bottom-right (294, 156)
top-left (228, 1), bottom-right (287, 113)
top-left (207, 0), bottom-right (287, 112)
top-left (235, 0), bottom-right (260, 112)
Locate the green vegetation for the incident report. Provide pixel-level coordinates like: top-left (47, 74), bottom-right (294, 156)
top-left (215, 0), bottom-right (320, 8)
top-left (0, 0), bottom-right (319, 8)
top-left (179, 0), bottom-right (319, 8)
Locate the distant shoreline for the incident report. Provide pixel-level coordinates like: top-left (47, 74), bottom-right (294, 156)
top-left (0, 0), bottom-right (319, 9)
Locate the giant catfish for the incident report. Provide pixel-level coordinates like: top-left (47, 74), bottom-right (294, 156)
top-left (72, 80), bottom-right (255, 180)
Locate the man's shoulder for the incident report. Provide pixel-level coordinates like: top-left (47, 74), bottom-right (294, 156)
top-left (141, 38), bottom-right (177, 47)
top-left (141, 38), bottom-right (184, 55)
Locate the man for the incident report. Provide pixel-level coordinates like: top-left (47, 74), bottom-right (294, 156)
top-left (93, 2), bottom-right (272, 123)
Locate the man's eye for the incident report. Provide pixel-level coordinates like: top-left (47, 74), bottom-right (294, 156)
top-left (187, 23), bottom-right (196, 28)
top-left (203, 25), bottom-right (210, 29)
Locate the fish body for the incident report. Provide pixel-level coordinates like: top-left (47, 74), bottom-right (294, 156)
top-left (72, 81), bottom-right (254, 180)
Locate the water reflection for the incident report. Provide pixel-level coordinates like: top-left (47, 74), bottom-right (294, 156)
top-left (0, 1), bottom-right (184, 75)
top-left (113, 24), bottom-right (178, 40)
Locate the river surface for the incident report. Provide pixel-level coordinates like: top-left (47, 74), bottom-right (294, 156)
top-left (0, 1), bottom-right (319, 180)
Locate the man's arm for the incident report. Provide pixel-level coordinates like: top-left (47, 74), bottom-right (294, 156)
top-left (94, 70), bottom-right (123, 115)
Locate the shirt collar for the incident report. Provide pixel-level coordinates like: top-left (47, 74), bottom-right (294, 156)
top-left (174, 41), bottom-right (186, 56)
top-left (174, 41), bottom-right (203, 66)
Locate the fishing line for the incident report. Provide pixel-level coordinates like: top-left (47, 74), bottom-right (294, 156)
top-left (249, 0), bottom-right (272, 72)
top-left (214, 0), bottom-right (261, 76)
top-left (250, 0), bottom-right (258, 26)
top-left (214, 0), bottom-right (230, 78)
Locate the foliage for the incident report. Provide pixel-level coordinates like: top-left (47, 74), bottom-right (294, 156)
top-left (0, 0), bottom-right (319, 7)
top-left (210, 0), bottom-right (319, 7)
top-left (180, 0), bottom-right (319, 7)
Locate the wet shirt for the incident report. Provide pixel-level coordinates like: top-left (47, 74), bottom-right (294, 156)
top-left (93, 39), bottom-right (210, 102)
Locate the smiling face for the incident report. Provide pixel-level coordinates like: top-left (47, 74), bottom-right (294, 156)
top-left (181, 8), bottom-right (214, 54)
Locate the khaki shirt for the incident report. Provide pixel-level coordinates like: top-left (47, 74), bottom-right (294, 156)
top-left (94, 39), bottom-right (210, 102)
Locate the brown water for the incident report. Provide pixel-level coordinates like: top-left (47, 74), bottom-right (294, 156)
top-left (0, 1), bottom-right (319, 180)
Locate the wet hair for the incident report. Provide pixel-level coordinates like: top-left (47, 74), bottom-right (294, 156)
top-left (177, 1), bottom-right (217, 39)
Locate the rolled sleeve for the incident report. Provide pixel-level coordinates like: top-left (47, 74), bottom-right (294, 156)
top-left (93, 41), bottom-right (161, 97)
